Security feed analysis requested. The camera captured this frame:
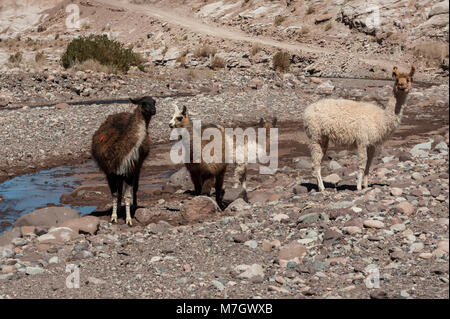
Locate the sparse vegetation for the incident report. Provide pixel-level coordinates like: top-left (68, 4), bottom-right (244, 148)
top-left (307, 6), bottom-right (315, 15)
top-left (8, 52), bottom-right (22, 66)
top-left (274, 15), bottom-right (286, 26)
top-left (413, 41), bottom-right (449, 67)
top-left (210, 56), bottom-right (226, 69)
top-left (61, 34), bottom-right (144, 73)
top-left (34, 52), bottom-right (46, 64)
top-left (194, 44), bottom-right (217, 58)
top-left (251, 44), bottom-right (262, 56)
top-left (72, 59), bottom-right (118, 74)
top-left (272, 51), bottom-right (290, 72)
top-left (301, 26), bottom-right (310, 35)
top-left (37, 25), bottom-right (46, 32)
top-left (176, 49), bottom-right (189, 67)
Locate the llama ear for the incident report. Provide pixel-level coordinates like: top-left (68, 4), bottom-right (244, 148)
top-left (259, 118), bottom-right (265, 126)
top-left (392, 66), bottom-right (399, 79)
top-left (181, 105), bottom-right (187, 116)
top-left (129, 98), bottom-right (137, 105)
top-left (409, 66), bottom-right (415, 78)
top-left (174, 104), bottom-right (180, 113)
top-left (272, 117), bottom-right (278, 127)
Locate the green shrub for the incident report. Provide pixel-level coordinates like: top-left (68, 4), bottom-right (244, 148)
top-left (272, 51), bottom-right (290, 72)
top-left (274, 15), bottom-right (286, 26)
top-left (61, 34), bottom-right (143, 73)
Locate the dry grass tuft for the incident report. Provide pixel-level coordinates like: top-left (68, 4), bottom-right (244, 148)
top-left (194, 44), bottom-right (217, 58)
top-left (272, 51), bottom-right (290, 72)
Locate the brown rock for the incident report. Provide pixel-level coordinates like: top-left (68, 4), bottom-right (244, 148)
top-left (20, 226), bottom-right (35, 237)
top-left (37, 227), bottom-right (78, 245)
top-left (14, 207), bottom-right (80, 228)
top-left (61, 216), bottom-right (100, 235)
top-left (181, 196), bottom-right (221, 223)
top-left (55, 103), bottom-right (70, 110)
top-left (278, 242), bottom-right (307, 264)
top-left (395, 202), bottom-right (415, 215)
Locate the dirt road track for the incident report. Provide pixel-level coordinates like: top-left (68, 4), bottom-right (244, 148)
top-left (95, 0), bottom-right (407, 70)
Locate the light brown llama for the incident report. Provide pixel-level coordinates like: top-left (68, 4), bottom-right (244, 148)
top-left (303, 66), bottom-right (415, 191)
top-left (169, 105), bottom-right (228, 208)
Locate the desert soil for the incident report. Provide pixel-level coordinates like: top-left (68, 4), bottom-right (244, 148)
top-left (0, 0), bottom-right (448, 299)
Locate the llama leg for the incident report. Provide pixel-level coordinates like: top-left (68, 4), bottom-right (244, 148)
top-left (190, 171), bottom-right (203, 195)
top-left (364, 146), bottom-right (376, 189)
top-left (310, 141), bottom-right (325, 191)
top-left (107, 175), bottom-right (119, 223)
top-left (356, 144), bottom-right (368, 191)
top-left (215, 171), bottom-right (225, 209)
top-left (132, 169), bottom-right (141, 208)
top-left (234, 163), bottom-right (247, 190)
top-left (123, 183), bottom-right (133, 226)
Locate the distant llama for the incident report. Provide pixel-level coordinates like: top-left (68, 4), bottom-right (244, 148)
top-left (303, 66), bottom-right (415, 191)
top-left (233, 117), bottom-right (278, 190)
top-left (91, 96), bottom-right (156, 225)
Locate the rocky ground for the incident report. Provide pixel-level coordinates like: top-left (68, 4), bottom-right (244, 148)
top-left (0, 71), bottom-right (448, 298)
top-left (0, 0), bottom-right (448, 299)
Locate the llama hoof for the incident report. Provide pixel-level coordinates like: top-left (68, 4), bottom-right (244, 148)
top-left (126, 218), bottom-right (133, 226)
top-left (111, 216), bottom-right (118, 223)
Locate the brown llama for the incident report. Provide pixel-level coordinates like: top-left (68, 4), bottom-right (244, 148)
top-left (91, 96), bottom-right (156, 225)
top-left (169, 105), bottom-right (228, 209)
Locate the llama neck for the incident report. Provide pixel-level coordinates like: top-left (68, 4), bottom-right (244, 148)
top-left (384, 90), bottom-right (408, 130)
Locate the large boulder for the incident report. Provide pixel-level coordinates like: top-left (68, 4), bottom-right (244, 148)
top-left (14, 207), bottom-right (80, 228)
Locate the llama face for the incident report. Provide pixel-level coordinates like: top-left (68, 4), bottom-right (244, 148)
top-left (169, 105), bottom-right (189, 128)
top-left (130, 96), bottom-right (156, 119)
top-left (259, 117), bottom-right (278, 129)
top-left (393, 66), bottom-right (415, 95)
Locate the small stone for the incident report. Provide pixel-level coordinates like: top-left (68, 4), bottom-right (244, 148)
top-left (48, 256), bottom-right (60, 264)
top-left (272, 214), bottom-right (289, 222)
top-left (244, 240), bottom-right (258, 249)
top-left (363, 220), bottom-right (385, 229)
top-left (395, 202), bottom-right (415, 215)
top-left (211, 280), bottom-right (225, 291)
top-left (409, 242), bottom-right (424, 253)
top-left (390, 223), bottom-right (406, 232)
top-left (25, 266), bottom-right (45, 275)
top-left (328, 160), bottom-right (342, 171)
top-left (323, 173), bottom-right (341, 184)
top-left (390, 188), bottom-right (403, 196)
top-left (343, 226), bottom-right (362, 235)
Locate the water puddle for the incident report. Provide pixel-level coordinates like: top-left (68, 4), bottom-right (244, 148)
top-left (0, 164), bottom-right (98, 234)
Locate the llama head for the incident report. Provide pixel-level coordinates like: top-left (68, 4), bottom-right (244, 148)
top-left (392, 66), bottom-right (415, 95)
top-left (259, 117), bottom-right (278, 129)
top-left (130, 96), bottom-right (156, 119)
top-left (169, 105), bottom-right (190, 128)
